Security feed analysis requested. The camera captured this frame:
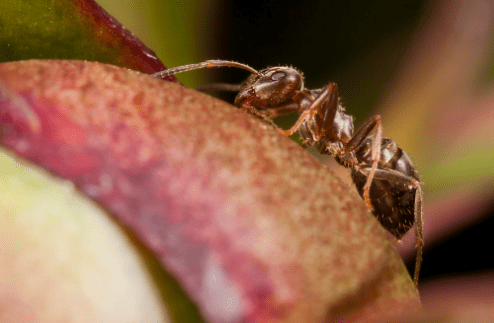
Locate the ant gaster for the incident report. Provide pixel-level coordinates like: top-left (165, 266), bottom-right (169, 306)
top-left (154, 60), bottom-right (424, 286)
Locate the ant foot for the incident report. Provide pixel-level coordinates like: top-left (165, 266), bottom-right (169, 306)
top-left (363, 191), bottom-right (375, 211)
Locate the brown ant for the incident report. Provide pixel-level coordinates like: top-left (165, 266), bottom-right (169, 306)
top-left (153, 60), bottom-right (424, 286)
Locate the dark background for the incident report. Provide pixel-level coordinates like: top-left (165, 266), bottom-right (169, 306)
top-left (211, 1), bottom-right (423, 123)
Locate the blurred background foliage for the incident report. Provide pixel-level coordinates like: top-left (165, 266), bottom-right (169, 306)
top-left (2, 0), bottom-right (494, 291)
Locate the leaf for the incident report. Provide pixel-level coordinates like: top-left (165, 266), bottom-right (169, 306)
top-left (0, 0), bottom-right (175, 80)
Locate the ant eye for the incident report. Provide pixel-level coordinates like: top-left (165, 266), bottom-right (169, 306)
top-left (271, 72), bottom-right (286, 81)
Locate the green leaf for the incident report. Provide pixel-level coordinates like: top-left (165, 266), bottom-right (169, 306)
top-left (0, 0), bottom-right (171, 77)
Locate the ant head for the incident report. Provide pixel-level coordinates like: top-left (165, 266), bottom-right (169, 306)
top-left (153, 60), bottom-right (304, 110)
top-left (236, 66), bottom-right (304, 107)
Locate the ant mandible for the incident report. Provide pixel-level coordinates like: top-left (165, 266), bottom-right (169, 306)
top-left (153, 60), bottom-right (424, 286)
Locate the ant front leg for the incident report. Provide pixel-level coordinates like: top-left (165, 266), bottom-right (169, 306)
top-left (240, 105), bottom-right (280, 129)
top-left (237, 99), bottom-right (299, 129)
top-left (344, 115), bottom-right (382, 209)
top-left (259, 101), bottom-right (300, 120)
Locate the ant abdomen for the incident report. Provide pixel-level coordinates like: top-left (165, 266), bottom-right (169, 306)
top-left (351, 138), bottom-right (419, 239)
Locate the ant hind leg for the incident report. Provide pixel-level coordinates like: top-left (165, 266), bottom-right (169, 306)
top-left (413, 185), bottom-right (424, 287)
top-left (363, 117), bottom-right (382, 209)
top-left (344, 115), bottom-right (383, 209)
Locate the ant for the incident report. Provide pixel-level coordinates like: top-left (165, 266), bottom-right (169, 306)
top-left (153, 60), bottom-right (424, 286)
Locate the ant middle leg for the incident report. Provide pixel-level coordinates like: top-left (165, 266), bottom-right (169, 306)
top-left (413, 184), bottom-right (423, 286)
top-left (279, 83), bottom-right (339, 137)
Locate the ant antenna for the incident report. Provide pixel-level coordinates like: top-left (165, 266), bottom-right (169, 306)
top-left (153, 60), bottom-right (260, 78)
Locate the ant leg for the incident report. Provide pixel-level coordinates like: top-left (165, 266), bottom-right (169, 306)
top-left (279, 83), bottom-right (338, 137)
top-left (241, 105), bottom-right (280, 129)
top-left (345, 116), bottom-right (382, 209)
top-left (364, 120), bottom-right (382, 210)
top-left (262, 104), bottom-right (299, 119)
top-left (279, 109), bottom-right (312, 136)
top-left (360, 167), bottom-right (419, 188)
top-left (413, 185), bottom-right (424, 287)
top-left (238, 101), bottom-right (298, 129)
